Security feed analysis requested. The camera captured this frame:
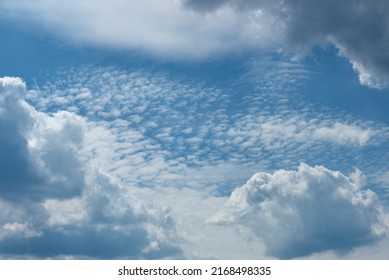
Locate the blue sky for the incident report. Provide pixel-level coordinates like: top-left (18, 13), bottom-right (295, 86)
top-left (0, 0), bottom-right (389, 259)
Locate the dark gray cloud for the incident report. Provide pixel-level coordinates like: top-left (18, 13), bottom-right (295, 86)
top-left (0, 78), bottom-right (41, 200)
top-left (0, 120), bottom-right (41, 198)
top-left (0, 226), bottom-right (149, 259)
top-left (0, 77), bottom-right (83, 201)
top-left (185, 0), bottom-right (389, 88)
top-left (0, 169), bottom-right (182, 259)
top-left (281, 0), bottom-right (389, 88)
top-left (0, 224), bottom-right (180, 259)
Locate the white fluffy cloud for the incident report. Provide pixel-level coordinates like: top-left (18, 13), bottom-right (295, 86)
top-left (0, 77), bottom-right (180, 258)
top-left (210, 163), bottom-right (389, 258)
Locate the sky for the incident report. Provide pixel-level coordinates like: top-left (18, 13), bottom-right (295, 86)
top-left (0, 0), bottom-right (389, 260)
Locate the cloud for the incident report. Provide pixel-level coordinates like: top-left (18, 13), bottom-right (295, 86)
top-left (3, 62), bottom-right (388, 259)
top-left (183, 0), bottom-right (277, 12)
top-left (0, 0), bottom-right (277, 60)
top-left (0, 222), bottom-right (41, 240)
top-left (0, 77), bottom-right (181, 259)
top-left (2, 1), bottom-right (388, 86)
top-left (132, 186), bottom-right (269, 259)
top-left (210, 163), bottom-right (389, 259)
top-left (246, 119), bottom-right (373, 147)
top-left (0, 77), bottom-right (85, 201)
top-left (0, 77), bottom-right (48, 201)
top-left (0, 172), bottom-right (180, 258)
top-left (184, 0), bottom-right (389, 87)
top-left (279, 0), bottom-right (389, 88)
top-left (26, 65), bottom-right (389, 186)
top-left (312, 122), bottom-right (373, 146)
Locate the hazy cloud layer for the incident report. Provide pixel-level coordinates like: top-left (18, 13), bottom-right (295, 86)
top-left (0, 0), bottom-right (277, 59)
top-left (211, 163), bottom-right (389, 258)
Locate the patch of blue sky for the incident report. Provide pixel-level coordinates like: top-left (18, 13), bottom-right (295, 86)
top-left (300, 46), bottom-right (389, 122)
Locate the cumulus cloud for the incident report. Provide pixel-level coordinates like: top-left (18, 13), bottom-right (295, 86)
top-left (210, 163), bottom-right (389, 259)
top-left (0, 77), bottom-right (180, 259)
top-left (0, 77), bottom-right (85, 201)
